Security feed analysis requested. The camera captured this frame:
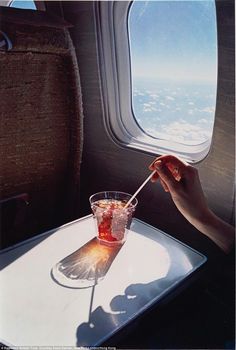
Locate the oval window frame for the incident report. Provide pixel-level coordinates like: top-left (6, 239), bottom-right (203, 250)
top-left (94, 1), bottom-right (218, 163)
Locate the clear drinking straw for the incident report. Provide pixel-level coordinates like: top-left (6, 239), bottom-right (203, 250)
top-left (123, 169), bottom-right (157, 209)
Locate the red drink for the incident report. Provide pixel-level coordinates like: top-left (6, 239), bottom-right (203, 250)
top-left (90, 193), bottom-right (137, 245)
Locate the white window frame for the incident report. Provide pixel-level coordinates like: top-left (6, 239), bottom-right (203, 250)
top-left (94, 1), bottom-right (217, 163)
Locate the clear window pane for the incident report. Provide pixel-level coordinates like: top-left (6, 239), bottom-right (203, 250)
top-left (128, 0), bottom-right (217, 146)
top-left (10, 0), bottom-right (36, 10)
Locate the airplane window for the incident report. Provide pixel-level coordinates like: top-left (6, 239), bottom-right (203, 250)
top-left (128, 0), bottom-right (217, 146)
top-left (95, 1), bottom-right (217, 162)
top-left (0, 0), bottom-right (46, 11)
top-left (9, 0), bottom-right (37, 10)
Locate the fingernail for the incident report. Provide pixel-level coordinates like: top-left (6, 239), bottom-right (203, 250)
top-left (154, 160), bottom-right (162, 169)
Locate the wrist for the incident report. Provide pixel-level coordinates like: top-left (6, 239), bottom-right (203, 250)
top-left (191, 209), bottom-right (235, 254)
top-left (188, 207), bottom-right (214, 229)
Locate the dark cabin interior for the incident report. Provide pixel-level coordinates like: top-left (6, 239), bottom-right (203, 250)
top-left (0, 1), bottom-right (235, 349)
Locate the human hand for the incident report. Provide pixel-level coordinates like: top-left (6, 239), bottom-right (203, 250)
top-left (149, 155), bottom-right (210, 226)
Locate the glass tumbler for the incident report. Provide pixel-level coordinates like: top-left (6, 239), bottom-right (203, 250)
top-left (89, 191), bottom-right (138, 245)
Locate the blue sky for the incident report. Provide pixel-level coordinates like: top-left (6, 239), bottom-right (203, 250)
top-left (10, 0), bottom-right (36, 10)
top-left (129, 0), bottom-right (217, 83)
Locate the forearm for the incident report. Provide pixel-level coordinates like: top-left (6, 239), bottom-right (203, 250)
top-left (151, 156), bottom-right (235, 254)
top-left (192, 210), bottom-right (235, 254)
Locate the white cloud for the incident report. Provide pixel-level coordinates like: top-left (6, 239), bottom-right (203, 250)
top-left (200, 106), bottom-right (215, 113)
top-left (145, 120), bottom-right (212, 145)
top-left (143, 104), bottom-right (158, 112)
top-left (198, 118), bottom-right (208, 123)
top-left (143, 107), bottom-right (153, 112)
top-left (166, 96), bottom-right (175, 101)
top-left (188, 109), bottom-right (194, 115)
top-left (150, 94), bottom-right (159, 99)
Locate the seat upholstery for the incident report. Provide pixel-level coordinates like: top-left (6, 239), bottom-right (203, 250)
top-left (0, 8), bottom-right (84, 248)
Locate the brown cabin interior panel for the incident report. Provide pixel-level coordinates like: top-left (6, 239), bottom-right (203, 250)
top-left (62, 0), bottom-right (235, 258)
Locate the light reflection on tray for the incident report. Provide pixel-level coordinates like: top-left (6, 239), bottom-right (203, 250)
top-left (51, 237), bottom-right (123, 288)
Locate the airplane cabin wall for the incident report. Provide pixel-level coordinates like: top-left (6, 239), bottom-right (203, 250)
top-left (63, 0), bottom-right (235, 257)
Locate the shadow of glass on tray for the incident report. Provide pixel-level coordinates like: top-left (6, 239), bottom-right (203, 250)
top-left (51, 237), bottom-right (123, 289)
top-left (52, 190), bottom-right (139, 289)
